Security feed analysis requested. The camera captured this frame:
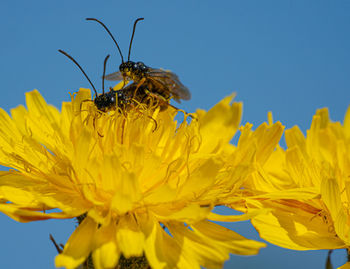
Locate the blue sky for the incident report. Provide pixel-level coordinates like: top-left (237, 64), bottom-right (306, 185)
top-left (0, 1), bottom-right (349, 268)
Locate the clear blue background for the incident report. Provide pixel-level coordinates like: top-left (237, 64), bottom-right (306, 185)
top-left (0, 1), bottom-right (349, 268)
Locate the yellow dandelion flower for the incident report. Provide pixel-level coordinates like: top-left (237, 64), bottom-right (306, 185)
top-left (0, 89), bottom-right (265, 269)
top-left (236, 108), bottom-right (350, 260)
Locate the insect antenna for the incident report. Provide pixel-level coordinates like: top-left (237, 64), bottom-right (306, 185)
top-left (58, 49), bottom-right (98, 97)
top-left (102, 54), bottom-right (110, 94)
top-left (86, 18), bottom-right (124, 63)
top-left (128, 18), bottom-right (144, 61)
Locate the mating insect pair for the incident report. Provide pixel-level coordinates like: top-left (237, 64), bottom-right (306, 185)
top-left (59, 50), bottom-right (150, 113)
top-left (60, 17), bottom-right (191, 113)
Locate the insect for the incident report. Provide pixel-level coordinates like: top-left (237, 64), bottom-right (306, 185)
top-left (58, 49), bottom-right (146, 112)
top-left (86, 17), bottom-right (191, 104)
top-left (58, 50), bottom-right (161, 140)
top-left (59, 49), bottom-right (170, 115)
top-left (58, 49), bottom-right (115, 112)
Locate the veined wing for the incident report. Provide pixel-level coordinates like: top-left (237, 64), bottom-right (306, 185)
top-left (147, 68), bottom-right (191, 101)
top-left (104, 71), bottom-right (123, 81)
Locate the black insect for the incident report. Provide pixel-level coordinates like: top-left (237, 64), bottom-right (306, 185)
top-left (59, 49), bottom-right (141, 113)
top-left (86, 17), bottom-right (191, 104)
top-left (58, 49), bottom-right (159, 113)
top-left (58, 49), bottom-right (116, 112)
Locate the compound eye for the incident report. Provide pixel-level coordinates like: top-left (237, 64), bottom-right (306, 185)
top-left (137, 62), bottom-right (147, 71)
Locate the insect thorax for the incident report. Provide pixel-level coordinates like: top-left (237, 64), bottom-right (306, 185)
top-left (94, 91), bottom-right (116, 112)
top-left (119, 61), bottom-right (148, 81)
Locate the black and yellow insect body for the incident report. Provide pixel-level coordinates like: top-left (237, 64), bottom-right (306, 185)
top-left (86, 18), bottom-right (191, 105)
top-left (58, 49), bottom-right (155, 113)
top-left (58, 49), bottom-right (119, 113)
top-left (93, 88), bottom-right (117, 112)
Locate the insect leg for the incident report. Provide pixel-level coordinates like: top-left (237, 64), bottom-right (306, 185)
top-left (133, 77), bottom-right (146, 98)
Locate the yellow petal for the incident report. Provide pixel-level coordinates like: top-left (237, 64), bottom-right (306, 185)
top-left (0, 108), bottom-right (22, 152)
top-left (152, 204), bottom-right (212, 223)
top-left (177, 158), bottom-right (222, 199)
top-left (255, 122), bottom-right (284, 165)
top-left (10, 105), bottom-right (28, 135)
top-left (143, 184), bottom-right (176, 204)
top-left (321, 177), bottom-right (342, 220)
top-left (169, 220), bottom-right (264, 269)
top-left (116, 214), bottom-right (145, 258)
top-left (56, 217), bottom-right (98, 269)
top-left (251, 188), bottom-right (319, 200)
top-left (208, 209), bottom-right (271, 222)
top-left (197, 95), bottom-right (242, 154)
top-left (139, 214), bottom-right (198, 268)
top-left (169, 221), bottom-right (228, 269)
top-left (344, 105), bottom-right (350, 139)
top-left (321, 176), bottom-right (349, 244)
top-left (251, 206), bottom-right (345, 250)
top-left (192, 220), bottom-right (266, 255)
top-left (111, 170), bottom-right (141, 214)
top-left (92, 224), bottom-right (120, 269)
top-left (0, 171), bottom-right (42, 204)
top-left (285, 125), bottom-right (307, 157)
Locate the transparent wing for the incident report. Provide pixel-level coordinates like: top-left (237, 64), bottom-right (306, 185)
top-left (147, 68), bottom-right (191, 101)
top-left (104, 71), bottom-right (123, 81)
